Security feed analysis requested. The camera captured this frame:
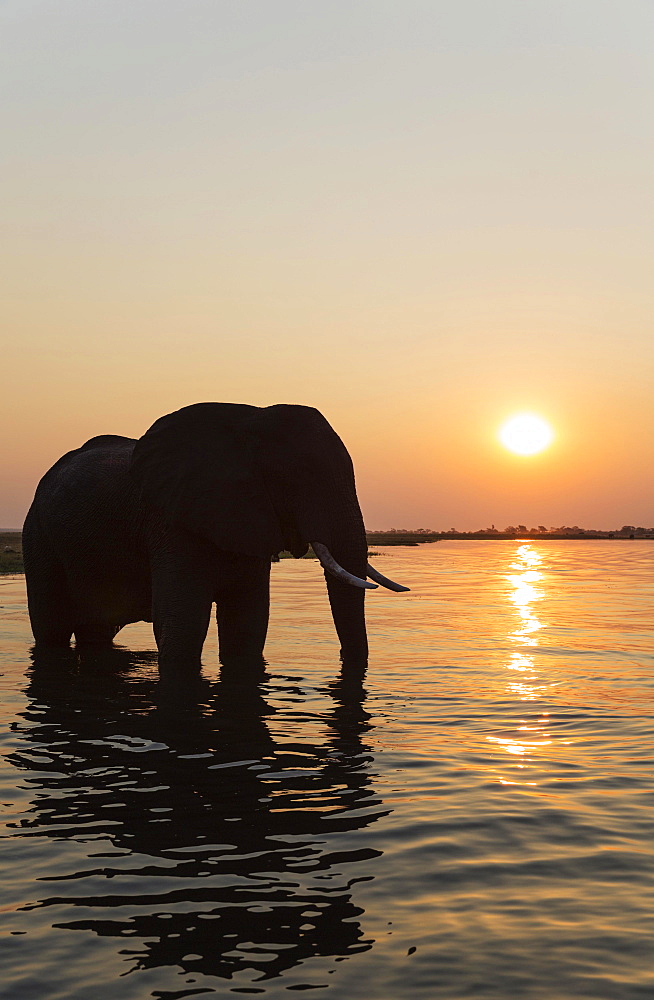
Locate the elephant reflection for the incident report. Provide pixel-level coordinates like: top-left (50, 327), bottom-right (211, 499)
top-left (12, 647), bottom-right (388, 983)
top-left (23, 403), bottom-right (408, 673)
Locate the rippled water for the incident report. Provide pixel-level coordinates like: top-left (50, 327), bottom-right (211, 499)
top-left (1, 541), bottom-right (653, 999)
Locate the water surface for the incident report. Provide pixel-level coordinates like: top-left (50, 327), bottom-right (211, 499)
top-left (1, 542), bottom-right (653, 998)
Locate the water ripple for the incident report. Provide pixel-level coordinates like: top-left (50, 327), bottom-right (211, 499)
top-left (1, 542), bottom-right (653, 998)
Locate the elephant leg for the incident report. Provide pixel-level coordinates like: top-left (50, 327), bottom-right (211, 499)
top-left (74, 623), bottom-right (123, 646)
top-left (150, 538), bottom-right (215, 672)
top-left (23, 514), bottom-right (74, 647)
top-left (215, 555), bottom-right (271, 665)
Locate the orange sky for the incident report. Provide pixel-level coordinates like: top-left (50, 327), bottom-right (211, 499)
top-left (2, 1), bottom-right (653, 530)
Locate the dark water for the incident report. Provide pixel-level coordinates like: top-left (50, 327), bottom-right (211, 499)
top-left (1, 542), bottom-right (653, 999)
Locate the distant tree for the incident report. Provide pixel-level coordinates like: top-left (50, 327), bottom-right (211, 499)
top-left (517, 525), bottom-right (527, 532)
top-left (538, 525), bottom-right (547, 532)
top-left (505, 526), bottom-right (516, 533)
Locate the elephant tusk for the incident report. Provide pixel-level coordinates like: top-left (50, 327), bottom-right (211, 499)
top-left (311, 541), bottom-right (378, 589)
top-left (366, 562), bottom-right (411, 592)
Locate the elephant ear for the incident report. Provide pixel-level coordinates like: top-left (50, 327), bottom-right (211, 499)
top-left (129, 403), bottom-right (285, 556)
top-left (255, 404), bottom-right (358, 546)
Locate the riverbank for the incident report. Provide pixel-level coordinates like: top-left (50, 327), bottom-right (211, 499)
top-left (3, 529), bottom-right (649, 575)
top-left (0, 532), bottom-right (22, 574)
top-left (365, 530), bottom-right (651, 544)
top-left (0, 532), bottom-right (378, 573)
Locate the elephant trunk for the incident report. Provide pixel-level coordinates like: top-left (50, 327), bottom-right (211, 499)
top-left (326, 569), bottom-right (368, 669)
top-left (313, 497), bottom-right (369, 671)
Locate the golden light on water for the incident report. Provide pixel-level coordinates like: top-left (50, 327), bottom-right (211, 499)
top-left (499, 413), bottom-right (554, 455)
top-left (488, 543), bottom-right (562, 784)
top-left (503, 545), bottom-right (545, 714)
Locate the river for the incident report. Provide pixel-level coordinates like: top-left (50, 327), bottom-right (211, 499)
top-left (1, 541), bottom-right (652, 999)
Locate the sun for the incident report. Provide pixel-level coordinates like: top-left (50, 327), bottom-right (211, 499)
top-left (499, 413), bottom-right (554, 456)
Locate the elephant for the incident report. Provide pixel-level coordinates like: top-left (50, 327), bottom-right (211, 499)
top-left (23, 402), bottom-right (408, 673)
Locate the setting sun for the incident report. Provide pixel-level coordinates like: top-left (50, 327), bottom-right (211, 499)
top-left (499, 414), bottom-right (554, 456)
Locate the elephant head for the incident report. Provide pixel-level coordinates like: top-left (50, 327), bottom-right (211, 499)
top-left (128, 402), bottom-right (407, 665)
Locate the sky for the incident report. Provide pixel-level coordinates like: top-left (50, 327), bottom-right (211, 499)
top-left (2, 0), bottom-right (653, 530)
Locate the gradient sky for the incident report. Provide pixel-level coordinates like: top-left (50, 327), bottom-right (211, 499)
top-left (3, 1), bottom-right (653, 530)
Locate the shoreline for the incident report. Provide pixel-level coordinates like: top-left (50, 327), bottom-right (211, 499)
top-left (365, 531), bottom-right (652, 545)
top-left (2, 529), bottom-right (651, 576)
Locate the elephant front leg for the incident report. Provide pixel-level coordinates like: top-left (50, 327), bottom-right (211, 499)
top-left (150, 548), bottom-right (215, 673)
top-left (215, 555), bottom-right (271, 666)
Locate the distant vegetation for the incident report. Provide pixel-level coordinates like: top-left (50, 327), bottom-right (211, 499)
top-left (2, 525), bottom-right (651, 575)
top-left (0, 534), bottom-right (379, 574)
top-left (277, 548), bottom-right (379, 560)
top-left (367, 525), bottom-right (654, 543)
top-left (0, 532), bottom-right (23, 574)
top-left (277, 548), bottom-right (319, 560)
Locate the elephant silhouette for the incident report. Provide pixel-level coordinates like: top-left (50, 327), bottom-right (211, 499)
top-left (23, 403), bottom-right (407, 673)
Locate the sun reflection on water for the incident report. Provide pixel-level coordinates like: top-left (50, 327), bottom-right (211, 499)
top-left (507, 547), bottom-right (543, 648)
top-left (505, 544), bottom-right (544, 680)
top-left (488, 543), bottom-right (559, 784)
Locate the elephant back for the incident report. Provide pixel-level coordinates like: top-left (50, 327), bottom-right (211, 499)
top-left (129, 403), bottom-right (285, 557)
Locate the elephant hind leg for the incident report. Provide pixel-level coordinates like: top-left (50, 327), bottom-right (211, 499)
top-left (30, 611), bottom-right (73, 646)
top-left (74, 623), bottom-right (123, 646)
top-left (23, 529), bottom-right (74, 647)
